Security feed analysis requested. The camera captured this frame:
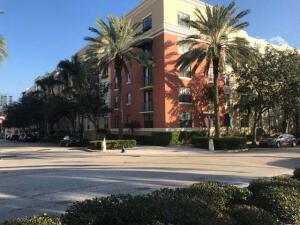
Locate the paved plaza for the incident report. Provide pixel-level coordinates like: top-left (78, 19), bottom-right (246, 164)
top-left (0, 139), bottom-right (299, 221)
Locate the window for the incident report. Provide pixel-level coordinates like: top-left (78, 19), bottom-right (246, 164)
top-left (208, 68), bottom-right (214, 83)
top-left (143, 15), bottom-right (152, 32)
top-left (178, 37), bottom-right (190, 54)
top-left (127, 93), bottom-right (132, 105)
top-left (177, 12), bottom-right (190, 28)
top-left (126, 73), bottom-right (132, 84)
top-left (180, 112), bottom-right (192, 128)
top-left (179, 67), bottom-right (192, 78)
top-left (114, 96), bottom-right (119, 109)
top-left (143, 67), bottom-right (153, 87)
top-left (114, 116), bottom-right (119, 129)
top-left (114, 76), bottom-right (119, 90)
top-left (179, 87), bottom-right (192, 103)
top-left (104, 117), bottom-right (109, 129)
top-left (144, 114), bottom-right (153, 128)
top-left (144, 91), bottom-right (153, 112)
top-left (126, 115), bottom-right (132, 124)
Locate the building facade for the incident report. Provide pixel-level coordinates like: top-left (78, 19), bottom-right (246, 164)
top-left (109, 0), bottom-right (226, 133)
top-left (0, 94), bottom-right (13, 112)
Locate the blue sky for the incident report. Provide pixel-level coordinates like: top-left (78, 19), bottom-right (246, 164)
top-left (0, 0), bottom-right (299, 100)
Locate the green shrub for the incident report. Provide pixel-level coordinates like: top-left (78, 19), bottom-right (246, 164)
top-left (191, 137), bottom-right (209, 148)
top-left (249, 177), bottom-right (300, 224)
top-left (214, 137), bottom-right (247, 150)
top-left (63, 183), bottom-right (244, 225)
top-left (229, 205), bottom-right (279, 225)
top-left (190, 182), bottom-right (250, 209)
top-left (151, 132), bottom-right (175, 146)
top-left (191, 137), bottom-right (247, 150)
top-left (90, 139), bottom-right (136, 150)
top-left (251, 187), bottom-right (300, 224)
top-left (106, 131), bottom-right (207, 146)
top-left (1, 216), bottom-right (61, 225)
top-left (248, 177), bottom-right (300, 195)
top-left (293, 168), bottom-right (300, 180)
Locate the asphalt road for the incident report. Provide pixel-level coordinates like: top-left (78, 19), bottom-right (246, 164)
top-left (0, 139), bottom-right (299, 221)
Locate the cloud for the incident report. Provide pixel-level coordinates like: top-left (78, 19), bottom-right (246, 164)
top-left (269, 36), bottom-right (289, 46)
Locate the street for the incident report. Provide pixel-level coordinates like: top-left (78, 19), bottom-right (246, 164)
top-left (0, 139), bottom-right (299, 221)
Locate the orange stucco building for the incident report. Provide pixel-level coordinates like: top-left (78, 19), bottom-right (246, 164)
top-left (108, 0), bottom-right (226, 132)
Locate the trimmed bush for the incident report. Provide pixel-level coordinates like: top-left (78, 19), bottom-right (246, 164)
top-left (90, 139), bottom-right (136, 150)
top-left (249, 177), bottom-right (300, 224)
top-left (190, 182), bottom-right (250, 210)
top-left (106, 131), bottom-right (207, 146)
top-left (229, 205), bottom-right (279, 225)
top-left (191, 137), bottom-right (209, 148)
top-left (214, 137), bottom-right (247, 150)
top-left (293, 168), bottom-right (300, 180)
top-left (248, 177), bottom-right (300, 195)
top-left (1, 216), bottom-right (61, 225)
top-left (62, 183), bottom-right (246, 225)
top-left (192, 137), bottom-right (247, 150)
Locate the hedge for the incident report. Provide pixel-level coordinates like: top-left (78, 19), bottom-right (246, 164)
top-left (4, 174), bottom-right (300, 225)
top-left (249, 177), bottom-right (300, 224)
top-left (293, 168), bottom-right (300, 180)
top-left (106, 131), bottom-right (207, 146)
top-left (89, 139), bottom-right (136, 150)
top-left (0, 216), bottom-right (62, 225)
top-left (229, 205), bottom-right (279, 225)
top-left (62, 184), bottom-right (239, 225)
top-left (192, 136), bottom-right (247, 150)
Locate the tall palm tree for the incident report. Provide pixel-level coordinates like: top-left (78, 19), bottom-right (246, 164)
top-left (176, 2), bottom-right (254, 137)
top-left (84, 16), bottom-right (152, 138)
top-left (0, 10), bottom-right (8, 62)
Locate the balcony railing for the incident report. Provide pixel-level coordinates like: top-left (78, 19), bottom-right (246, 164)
top-left (141, 102), bottom-right (153, 113)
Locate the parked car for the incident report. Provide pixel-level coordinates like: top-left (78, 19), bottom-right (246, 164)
top-left (18, 134), bottom-right (26, 142)
top-left (60, 136), bottom-right (81, 147)
top-left (21, 134), bottom-right (37, 142)
top-left (10, 134), bottom-right (20, 141)
top-left (260, 134), bottom-right (297, 148)
top-left (5, 134), bottom-right (12, 140)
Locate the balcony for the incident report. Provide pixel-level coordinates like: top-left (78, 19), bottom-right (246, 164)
top-left (140, 102), bottom-right (153, 113)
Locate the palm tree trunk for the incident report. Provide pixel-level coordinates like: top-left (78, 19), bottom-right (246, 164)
top-left (115, 63), bottom-right (124, 139)
top-left (213, 58), bottom-right (221, 138)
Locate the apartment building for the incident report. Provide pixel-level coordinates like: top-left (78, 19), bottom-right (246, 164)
top-left (108, 0), bottom-right (225, 133)
top-left (0, 94), bottom-right (13, 112)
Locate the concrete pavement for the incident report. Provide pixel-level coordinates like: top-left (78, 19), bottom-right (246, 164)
top-left (0, 139), bottom-right (299, 221)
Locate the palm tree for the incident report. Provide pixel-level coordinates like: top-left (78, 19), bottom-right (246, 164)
top-left (176, 2), bottom-right (254, 137)
top-left (0, 10), bottom-right (8, 62)
top-left (84, 16), bottom-right (152, 138)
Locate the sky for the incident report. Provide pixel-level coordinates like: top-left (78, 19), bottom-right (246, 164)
top-left (0, 0), bottom-right (299, 100)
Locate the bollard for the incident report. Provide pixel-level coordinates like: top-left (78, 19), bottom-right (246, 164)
top-left (209, 139), bottom-right (214, 152)
top-left (121, 145), bottom-right (126, 153)
top-left (102, 137), bottom-right (107, 152)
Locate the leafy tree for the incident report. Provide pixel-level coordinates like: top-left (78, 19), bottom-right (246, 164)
top-left (233, 47), bottom-right (300, 143)
top-left (0, 10), bottom-right (8, 62)
top-left (275, 50), bottom-right (300, 133)
top-left (84, 16), bottom-right (152, 138)
top-left (56, 56), bottom-right (108, 140)
top-left (176, 2), bottom-right (254, 137)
